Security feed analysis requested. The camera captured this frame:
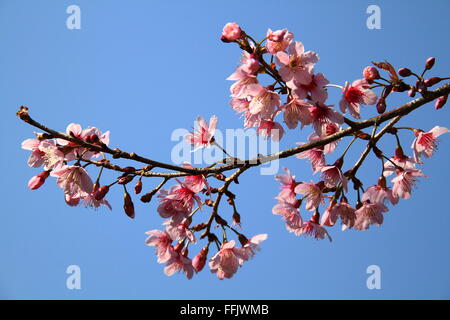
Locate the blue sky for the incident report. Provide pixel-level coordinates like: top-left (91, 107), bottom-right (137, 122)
top-left (0, 0), bottom-right (449, 299)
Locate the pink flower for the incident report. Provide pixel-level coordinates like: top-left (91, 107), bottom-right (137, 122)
top-left (276, 41), bottom-right (318, 87)
top-left (321, 198), bottom-right (356, 229)
top-left (82, 192), bottom-right (112, 210)
top-left (157, 182), bottom-right (202, 224)
top-left (28, 171), bottom-right (50, 190)
top-left (383, 149), bottom-right (416, 177)
top-left (182, 163), bottom-right (209, 194)
top-left (295, 217), bottom-right (332, 241)
top-left (294, 181), bottom-right (324, 211)
top-left (274, 168), bottom-right (298, 204)
top-left (310, 102), bottom-right (344, 136)
top-left (339, 79), bottom-right (377, 119)
top-left (228, 53), bottom-right (260, 79)
top-left (265, 28), bottom-right (293, 54)
top-left (320, 159), bottom-right (348, 192)
top-left (296, 143), bottom-right (325, 173)
top-left (282, 98), bottom-right (313, 129)
top-left (51, 165), bottom-right (94, 197)
top-left (21, 137), bottom-right (46, 168)
top-left (165, 219), bottom-right (196, 243)
top-left (256, 120), bottom-right (285, 141)
top-left (293, 73), bottom-right (329, 103)
top-left (209, 240), bottom-right (248, 280)
top-left (241, 234), bottom-right (268, 260)
top-left (411, 126), bottom-right (450, 163)
top-left (57, 123), bottom-right (110, 160)
top-left (185, 116), bottom-right (218, 150)
top-left (272, 199), bottom-right (303, 233)
top-left (221, 22), bottom-right (243, 42)
top-left (246, 84), bottom-right (281, 119)
top-left (228, 75), bottom-right (259, 99)
top-left (354, 201), bottom-right (389, 231)
top-left (164, 249), bottom-right (194, 280)
top-left (362, 185), bottom-right (398, 205)
top-left (391, 169), bottom-right (426, 199)
top-left (145, 229), bottom-right (175, 263)
top-left (308, 122), bottom-right (341, 154)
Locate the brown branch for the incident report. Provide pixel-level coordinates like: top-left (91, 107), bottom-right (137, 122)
top-left (17, 82), bottom-right (450, 178)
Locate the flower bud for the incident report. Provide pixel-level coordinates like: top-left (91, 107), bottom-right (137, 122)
top-left (376, 97), bottom-right (387, 114)
top-left (192, 222), bottom-right (207, 232)
top-left (417, 80), bottom-right (427, 93)
top-left (134, 179), bottom-right (142, 194)
top-left (221, 22), bottom-right (244, 42)
top-left (28, 171), bottom-right (50, 190)
top-left (424, 77), bottom-right (441, 87)
top-left (232, 211), bottom-right (241, 226)
top-left (398, 68), bottom-right (412, 77)
top-left (408, 86), bottom-right (416, 98)
top-left (205, 199), bottom-right (214, 207)
top-left (215, 215), bottom-right (228, 226)
top-left (435, 94), bottom-right (448, 110)
top-left (378, 176), bottom-right (387, 189)
top-left (94, 185), bottom-right (109, 200)
top-left (123, 191), bottom-right (135, 219)
top-left (363, 66), bottom-right (380, 82)
top-left (118, 175), bottom-right (133, 185)
top-left (425, 57), bottom-right (435, 70)
top-left (140, 190), bottom-right (156, 203)
top-left (192, 246), bottom-right (209, 273)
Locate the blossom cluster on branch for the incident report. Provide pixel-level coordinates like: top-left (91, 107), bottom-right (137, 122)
top-left (17, 22), bottom-right (450, 280)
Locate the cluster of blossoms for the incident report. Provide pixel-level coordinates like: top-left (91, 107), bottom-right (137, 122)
top-left (22, 123), bottom-right (112, 209)
top-left (19, 22), bottom-right (449, 280)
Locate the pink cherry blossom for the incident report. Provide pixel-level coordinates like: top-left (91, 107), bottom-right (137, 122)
top-left (321, 198), bottom-right (356, 229)
top-left (265, 28), bottom-right (293, 54)
top-left (363, 66), bottom-right (380, 82)
top-left (391, 169), bottom-right (427, 199)
top-left (293, 73), bottom-right (329, 103)
top-left (296, 143), bottom-right (325, 173)
top-left (272, 199), bottom-right (303, 233)
top-left (354, 201), bottom-right (389, 231)
top-left (229, 98), bottom-right (262, 129)
top-left (339, 79), bottom-right (377, 119)
top-left (274, 168), bottom-right (298, 204)
top-left (411, 126), bottom-right (450, 163)
top-left (228, 52), bottom-right (260, 79)
top-left (310, 102), bottom-right (344, 136)
top-left (164, 250), bottom-right (194, 280)
top-left (241, 234), bottom-right (268, 260)
top-left (37, 140), bottom-right (65, 170)
top-left (383, 150), bottom-right (416, 177)
top-left (320, 160), bottom-right (348, 192)
top-left (185, 116), bottom-right (218, 150)
top-left (256, 120), bottom-right (285, 141)
top-left (182, 163), bottom-right (209, 194)
top-left (145, 229), bottom-right (175, 263)
top-left (21, 137), bottom-right (46, 168)
top-left (282, 98), bottom-right (313, 129)
top-left (192, 247), bottom-right (209, 273)
top-left (221, 22), bottom-right (243, 42)
top-left (308, 122), bottom-right (341, 154)
top-left (246, 84), bottom-right (281, 119)
top-left (51, 165), bottom-right (94, 197)
top-left (165, 218), bottom-right (196, 243)
top-left (276, 41), bottom-right (318, 87)
top-left (362, 185), bottom-right (398, 205)
top-left (295, 217), bottom-right (332, 242)
top-left (82, 192), bottom-right (112, 210)
top-left (294, 181), bottom-right (324, 211)
top-left (228, 75), bottom-right (259, 99)
top-left (209, 240), bottom-right (248, 280)
top-left (157, 183), bottom-right (202, 225)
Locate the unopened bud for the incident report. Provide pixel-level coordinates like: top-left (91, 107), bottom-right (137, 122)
top-left (192, 246), bottom-right (209, 273)
top-left (205, 199), bottom-right (214, 207)
top-left (215, 215), bottom-right (228, 226)
top-left (408, 86), bottom-right (416, 98)
top-left (398, 68), bottom-right (412, 77)
top-left (378, 176), bottom-right (387, 189)
top-left (376, 97), bottom-right (387, 114)
top-left (28, 171), bottom-right (50, 190)
top-left (94, 185), bottom-right (109, 200)
top-left (192, 222), bottom-right (207, 232)
top-left (118, 175), bottom-right (133, 185)
top-left (140, 190), bottom-right (156, 203)
top-left (424, 77), bottom-right (441, 87)
top-left (425, 57), bottom-right (435, 70)
top-left (123, 191), bottom-right (135, 219)
top-left (232, 211), bottom-right (241, 226)
top-left (363, 66), bottom-right (380, 82)
top-left (435, 94), bottom-right (448, 110)
top-left (134, 179), bottom-right (142, 194)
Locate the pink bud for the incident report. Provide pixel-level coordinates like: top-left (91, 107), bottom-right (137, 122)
top-left (94, 185), bottom-right (109, 201)
top-left (408, 87), bottom-right (416, 97)
top-left (134, 179), bottom-right (142, 194)
top-left (221, 22), bottom-right (243, 42)
top-left (123, 191), bottom-right (135, 219)
top-left (425, 57), bottom-right (435, 70)
top-left (363, 66), bottom-right (380, 82)
top-left (398, 68), bottom-right (412, 77)
top-left (376, 97), bottom-right (387, 114)
top-left (424, 77), bottom-right (441, 87)
top-left (28, 171), bottom-right (50, 190)
top-left (192, 246), bottom-right (209, 273)
top-left (435, 94), bottom-right (448, 110)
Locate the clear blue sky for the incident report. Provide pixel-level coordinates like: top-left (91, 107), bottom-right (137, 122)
top-left (1, 0), bottom-right (449, 299)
